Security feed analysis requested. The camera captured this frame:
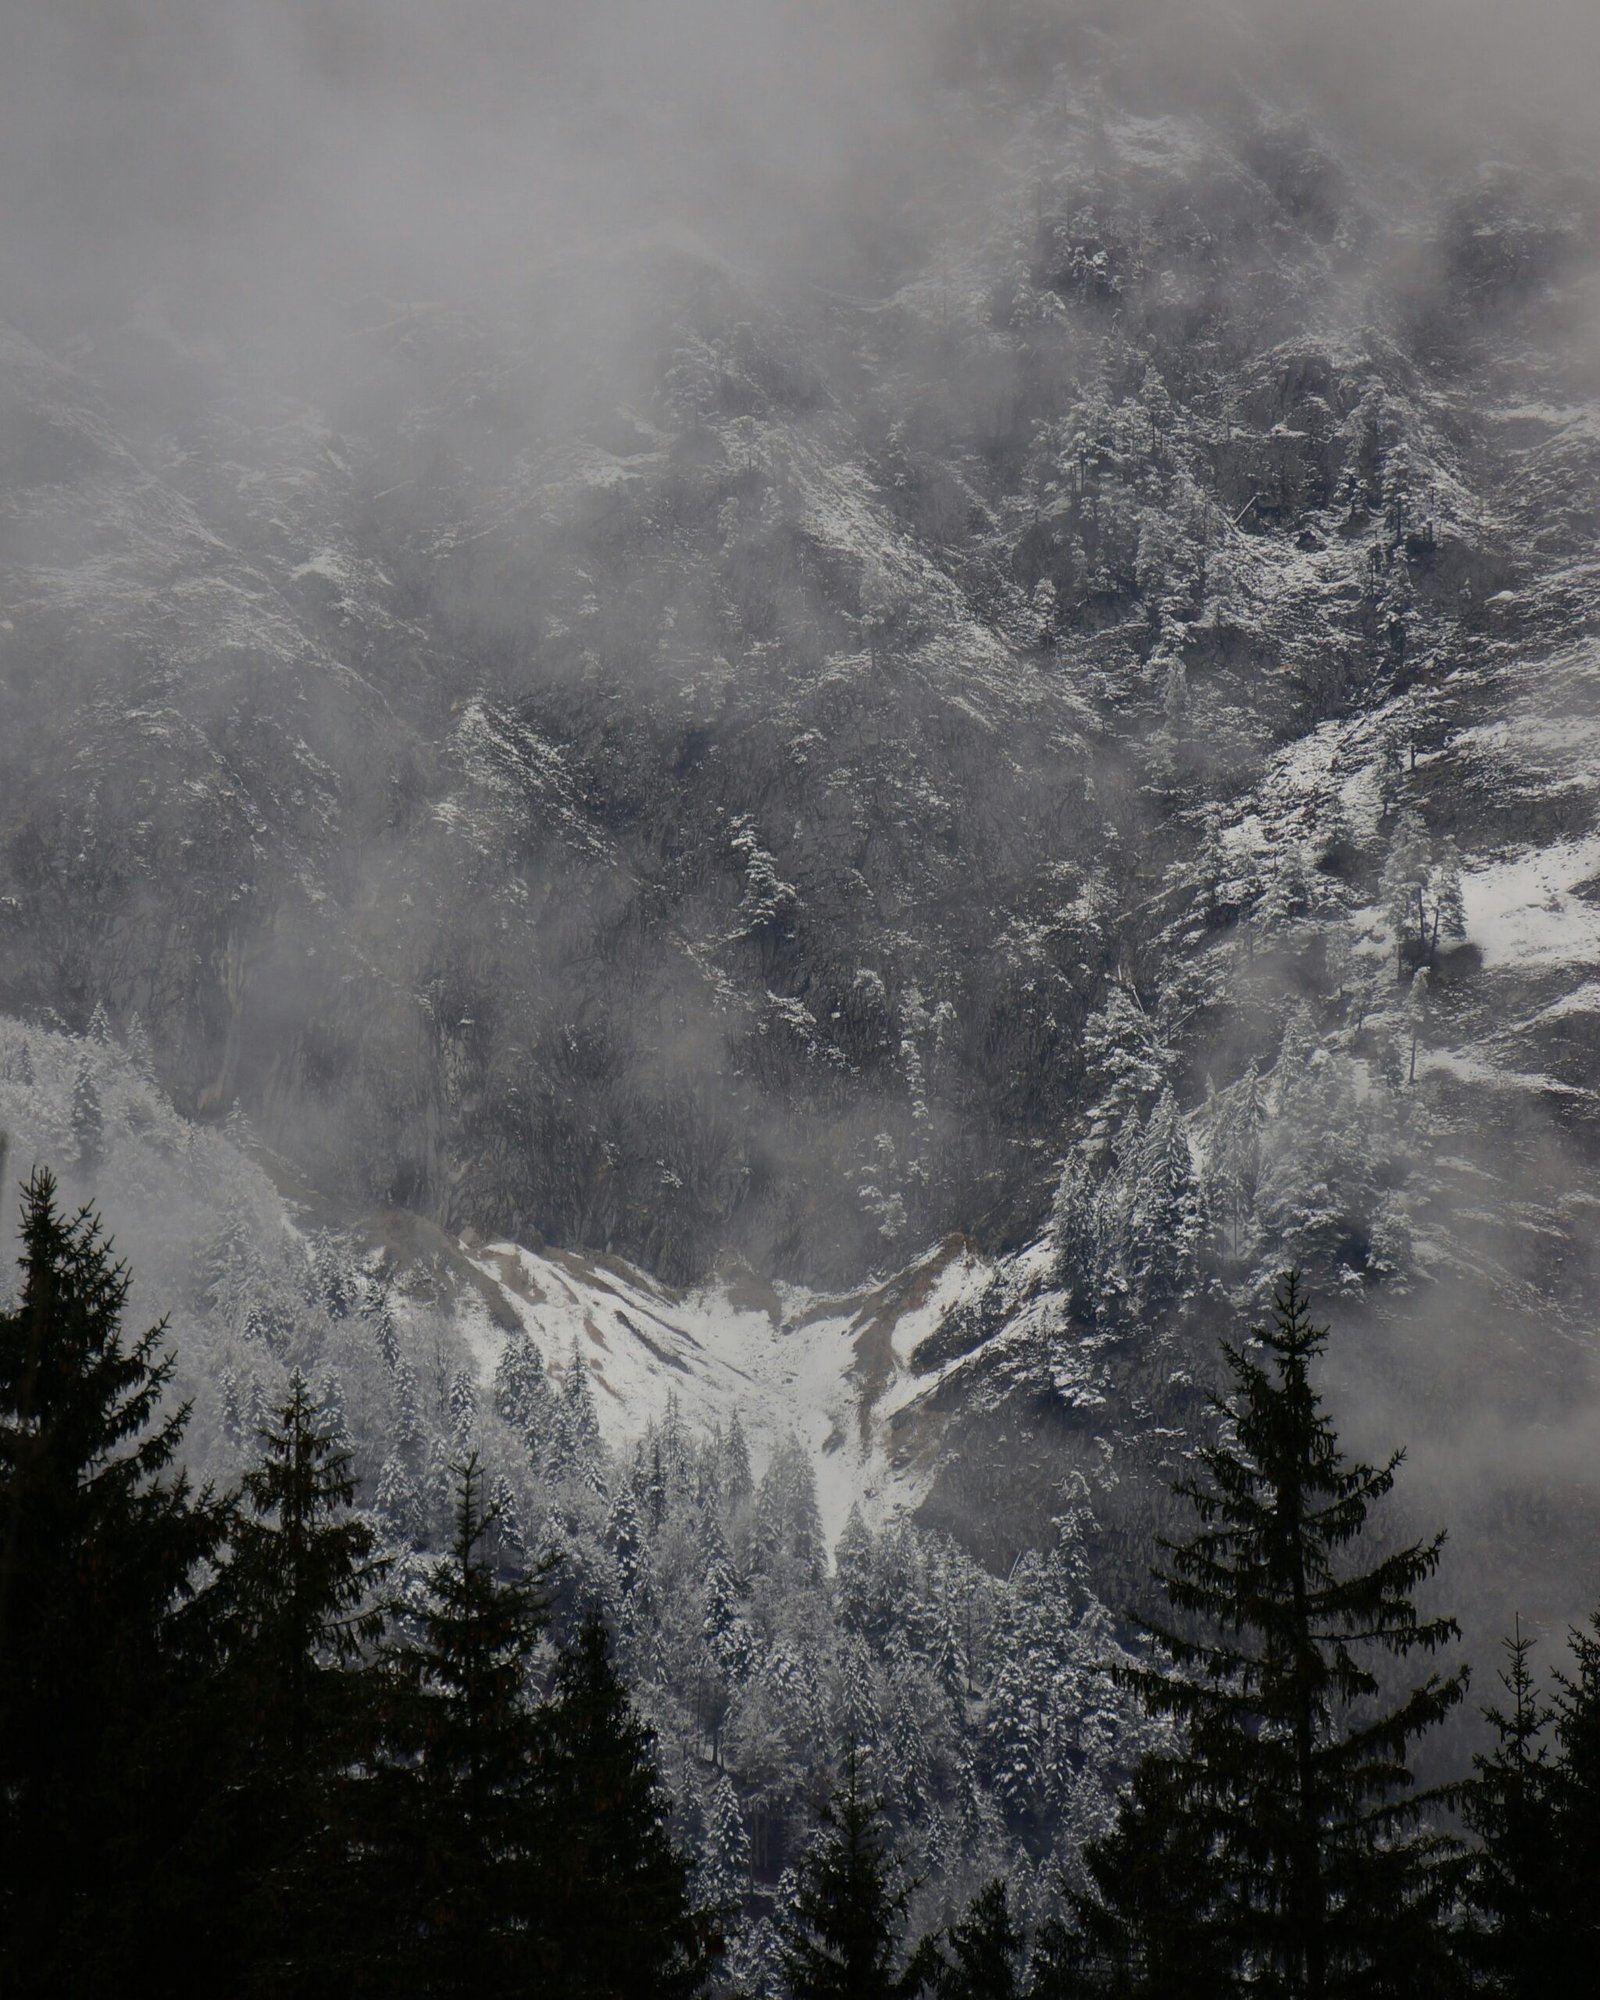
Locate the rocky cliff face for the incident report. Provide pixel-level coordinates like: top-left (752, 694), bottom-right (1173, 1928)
top-left (4, 4), bottom-right (1600, 1656)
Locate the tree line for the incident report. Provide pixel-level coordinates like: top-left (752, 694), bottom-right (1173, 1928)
top-left (0, 1169), bottom-right (713, 1996)
top-left (2, 1166), bottom-right (1595, 1995)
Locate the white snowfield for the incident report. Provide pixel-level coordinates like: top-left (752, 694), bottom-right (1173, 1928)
top-left (1460, 836), bottom-right (1600, 970)
top-left (456, 1234), bottom-right (993, 1544)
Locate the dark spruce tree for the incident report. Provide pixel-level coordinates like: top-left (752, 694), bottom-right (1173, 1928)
top-left (928, 1878), bottom-right (1024, 2000)
top-left (777, 1750), bottom-right (929, 2000)
top-left (222, 1368), bottom-right (390, 1994)
top-left (537, 1608), bottom-right (720, 1999)
top-left (375, 1452), bottom-right (551, 1997)
top-left (0, 1169), bottom-right (231, 1991)
top-left (1546, 1610), bottom-right (1600, 1985)
top-left (1030, 1757), bottom-right (1232, 2000)
top-left (1071, 1273), bottom-right (1468, 1998)
top-left (1463, 1621), bottom-right (1560, 1998)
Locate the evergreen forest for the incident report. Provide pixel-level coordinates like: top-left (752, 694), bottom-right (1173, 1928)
top-left (4, 1164), bottom-right (1596, 1997)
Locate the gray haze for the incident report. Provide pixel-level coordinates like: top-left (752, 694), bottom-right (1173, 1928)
top-left (7, 0), bottom-right (1600, 352)
top-left (8, 0), bottom-right (1600, 1707)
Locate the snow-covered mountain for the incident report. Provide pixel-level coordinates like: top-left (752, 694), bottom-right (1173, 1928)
top-left (5, 0), bottom-right (1600, 1714)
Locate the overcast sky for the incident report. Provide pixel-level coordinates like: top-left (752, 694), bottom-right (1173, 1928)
top-left (4, 0), bottom-right (1597, 358)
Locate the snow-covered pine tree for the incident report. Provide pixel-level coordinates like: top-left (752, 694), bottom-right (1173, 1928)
top-left (1434, 835), bottom-right (1467, 947)
top-left (701, 1771), bottom-right (752, 1918)
top-left (1123, 1087), bottom-right (1203, 1320)
top-left (374, 1454), bottom-right (423, 1548)
top-left (562, 1336), bottom-right (603, 1467)
top-left (1380, 809), bottom-right (1434, 975)
top-left (447, 1365), bottom-right (476, 1451)
top-left (392, 1360), bottom-right (424, 1461)
top-left (70, 1051), bottom-right (102, 1180)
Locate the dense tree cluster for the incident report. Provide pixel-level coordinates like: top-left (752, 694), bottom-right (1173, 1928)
top-left (0, 1172), bottom-right (715, 1996)
top-left (3, 1160), bottom-right (1594, 1996)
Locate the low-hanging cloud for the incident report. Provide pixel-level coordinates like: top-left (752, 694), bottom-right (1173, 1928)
top-left (7, 0), bottom-right (1599, 372)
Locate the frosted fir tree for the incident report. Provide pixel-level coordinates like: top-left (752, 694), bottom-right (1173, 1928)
top-left (885, 1671), bottom-right (933, 1820)
top-left (1384, 439), bottom-right (1414, 544)
top-left (309, 1232), bottom-right (358, 1320)
top-left (1367, 1192), bottom-right (1416, 1288)
top-left (722, 1410), bottom-right (755, 1511)
top-left (493, 1332), bottom-right (551, 1448)
top-left (562, 1336), bottom-right (603, 1463)
top-left (447, 1365), bottom-right (477, 1452)
top-left (1209, 1063), bottom-right (1265, 1262)
top-left (487, 1472), bottom-right (525, 1568)
top-left (1198, 810), bottom-right (1232, 925)
top-left (752, 1436), bottom-right (826, 1584)
top-left (541, 1401), bottom-right (581, 1487)
top-left (1259, 840), bottom-right (1315, 933)
top-left (316, 1369), bottom-right (355, 1461)
top-left (1081, 983), bottom-right (1169, 1158)
top-left (1434, 835), bottom-right (1467, 946)
top-left (244, 1370), bottom-right (269, 1446)
top-left (361, 1283), bottom-right (400, 1373)
top-left (1161, 653), bottom-right (1189, 738)
top-left (1259, 1048), bottom-right (1384, 1284)
top-left (836, 1641), bottom-right (884, 1768)
top-left (984, 1645), bottom-right (1048, 1831)
top-left (389, 1358), bottom-right (423, 1462)
top-left (86, 1000), bottom-right (113, 1047)
top-left (1380, 809), bottom-right (1435, 974)
top-left (424, 1437), bottom-right (456, 1545)
top-left (70, 1052), bottom-right (102, 1180)
top-left (1050, 1150), bottom-right (1110, 1329)
top-left (195, 1184), bottom-right (263, 1341)
top-left (923, 1565), bottom-right (971, 1703)
top-left (836, 1504), bottom-right (878, 1638)
top-left (374, 1454), bottom-right (423, 1548)
top-left (1123, 1088), bottom-right (1204, 1320)
top-left (700, 1772), bottom-right (752, 1917)
top-left (702, 1547), bottom-right (752, 1681)
top-left (221, 1367), bottom-right (245, 1449)
top-left (608, 1483), bottom-right (651, 1609)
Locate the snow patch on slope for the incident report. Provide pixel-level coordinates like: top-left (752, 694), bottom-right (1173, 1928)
top-left (459, 1236), bottom-right (992, 1542)
top-left (1461, 836), bottom-right (1600, 969)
